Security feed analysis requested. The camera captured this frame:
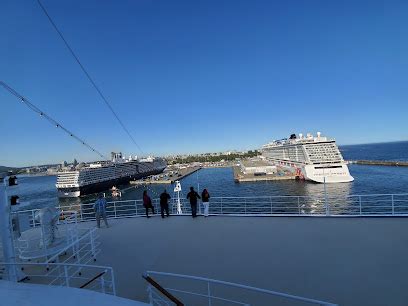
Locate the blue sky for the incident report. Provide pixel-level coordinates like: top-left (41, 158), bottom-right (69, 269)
top-left (1, 0), bottom-right (407, 166)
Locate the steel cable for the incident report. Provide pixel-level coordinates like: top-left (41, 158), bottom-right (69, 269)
top-left (0, 81), bottom-right (108, 160)
top-left (36, 0), bottom-right (145, 155)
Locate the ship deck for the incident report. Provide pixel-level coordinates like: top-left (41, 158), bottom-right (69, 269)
top-left (81, 215), bottom-right (408, 306)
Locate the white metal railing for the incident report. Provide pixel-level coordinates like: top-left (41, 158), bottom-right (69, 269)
top-left (0, 262), bottom-right (115, 295)
top-left (60, 193), bottom-right (408, 221)
top-left (11, 194), bottom-right (408, 230)
top-left (13, 210), bottom-right (80, 261)
top-left (145, 271), bottom-right (337, 306)
top-left (10, 210), bottom-right (100, 264)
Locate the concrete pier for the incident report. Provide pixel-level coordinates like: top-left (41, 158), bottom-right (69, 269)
top-left (233, 166), bottom-right (296, 182)
top-left (130, 166), bottom-right (201, 185)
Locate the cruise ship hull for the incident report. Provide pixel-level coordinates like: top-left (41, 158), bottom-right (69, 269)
top-left (262, 133), bottom-right (354, 184)
top-left (57, 166), bottom-right (166, 198)
top-left (271, 161), bottom-right (354, 183)
top-left (57, 167), bottom-right (165, 197)
top-left (302, 164), bottom-right (354, 183)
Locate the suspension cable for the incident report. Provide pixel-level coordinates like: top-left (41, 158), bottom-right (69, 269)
top-left (36, 0), bottom-right (145, 155)
top-left (0, 81), bottom-right (108, 160)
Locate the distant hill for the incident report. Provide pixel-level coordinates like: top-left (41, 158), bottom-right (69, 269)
top-left (0, 166), bottom-right (18, 173)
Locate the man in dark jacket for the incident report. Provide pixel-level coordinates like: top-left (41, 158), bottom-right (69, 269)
top-left (159, 189), bottom-right (171, 218)
top-left (187, 186), bottom-right (201, 218)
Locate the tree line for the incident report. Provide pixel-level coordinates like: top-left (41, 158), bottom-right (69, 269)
top-left (167, 150), bottom-right (260, 164)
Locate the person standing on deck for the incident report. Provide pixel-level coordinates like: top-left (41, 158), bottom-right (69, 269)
top-left (143, 190), bottom-right (155, 218)
top-left (201, 189), bottom-right (210, 217)
top-left (187, 186), bottom-right (201, 218)
top-left (94, 193), bottom-right (109, 228)
top-left (159, 189), bottom-right (171, 218)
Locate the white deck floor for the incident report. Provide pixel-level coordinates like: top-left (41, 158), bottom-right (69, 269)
top-left (0, 280), bottom-right (148, 306)
top-left (87, 215), bottom-right (407, 305)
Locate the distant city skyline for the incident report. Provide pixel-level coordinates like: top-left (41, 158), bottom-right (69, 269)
top-left (2, 140), bottom-right (408, 169)
top-left (1, 0), bottom-right (407, 167)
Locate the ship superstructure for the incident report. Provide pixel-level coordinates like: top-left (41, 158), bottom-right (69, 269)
top-left (262, 132), bottom-right (353, 183)
top-left (56, 152), bottom-right (166, 197)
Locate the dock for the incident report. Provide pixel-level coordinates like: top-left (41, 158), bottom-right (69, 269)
top-left (348, 160), bottom-right (408, 167)
top-left (130, 166), bottom-right (201, 185)
top-left (233, 166), bottom-right (296, 183)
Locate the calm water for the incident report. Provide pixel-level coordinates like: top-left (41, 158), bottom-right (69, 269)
top-left (340, 141), bottom-right (408, 161)
top-left (16, 141), bottom-right (408, 209)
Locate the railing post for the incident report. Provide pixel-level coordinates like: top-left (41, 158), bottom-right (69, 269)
top-left (100, 273), bottom-right (106, 293)
top-left (113, 202), bottom-right (117, 218)
top-left (208, 281), bottom-right (212, 306)
top-left (146, 272), bottom-right (153, 303)
top-left (110, 268), bottom-right (116, 296)
top-left (324, 176), bottom-right (329, 216)
top-left (359, 196), bottom-right (362, 216)
top-left (270, 197), bottom-right (273, 215)
top-left (220, 198), bottom-right (223, 215)
top-left (148, 284), bottom-right (153, 304)
top-left (297, 197), bottom-right (301, 214)
top-left (244, 198), bottom-right (247, 214)
top-left (32, 210), bottom-right (35, 227)
top-left (135, 200), bottom-right (138, 216)
top-left (64, 265), bottom-right (70, 287)
top-left (392, 194), bottom-right (395, 215)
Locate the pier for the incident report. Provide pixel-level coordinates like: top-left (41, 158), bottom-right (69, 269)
top-left (130, 166), bottom-right (201, 185)
top-left (233, 166), bottom-right (296, 183)
top-left (348, 160), bottom-right (408, 167)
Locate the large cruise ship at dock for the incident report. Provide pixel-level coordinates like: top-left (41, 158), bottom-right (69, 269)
top-left (262, 132), bottom-right (354, 183)
top-left (56, 153), bottom-right (166, 197)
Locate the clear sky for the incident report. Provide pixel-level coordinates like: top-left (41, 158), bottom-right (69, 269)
top-left (1, 0), bottom-right (407, 167)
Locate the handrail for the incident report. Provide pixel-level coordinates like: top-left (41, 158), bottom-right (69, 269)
top-left (146, 270), bottom-right (337, 306)
top-left (0, 262), bottom-right (115, 295)
top-left (75, 193), bottom-right (408, 204)
top-left (0, 261), bottom-right (112, 270)
top-left (80, 270), bottom-right (106, 288)
top-left (142, 273), bottom-right (184, 306)
top-left (12, 193), bottom-right (408, 224)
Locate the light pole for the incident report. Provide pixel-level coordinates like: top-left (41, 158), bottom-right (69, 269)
top-left (323, 169), bottom-right (329, 216)
top-left (197, 169), bottom-right (201, 215)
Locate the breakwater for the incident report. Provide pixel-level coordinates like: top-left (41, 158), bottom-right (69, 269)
top-left (348, 160), bottom-right (408, 167)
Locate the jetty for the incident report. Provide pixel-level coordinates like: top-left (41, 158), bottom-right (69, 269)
top-left (130, 166), bottom-right (201, 185)
top-left (233, 165), bottom-right (296, 183)
top-left (348, 160), bottom-right (408, 167)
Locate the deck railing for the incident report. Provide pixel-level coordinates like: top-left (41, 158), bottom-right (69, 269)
top-left (0, 262), bottom-right (116, 295)
top-left (11, 194), bottom-right (408, 229)
top-left (65, 193), bottom-right (408, 221)
top-left (145, 271), bottom-right (337, 306)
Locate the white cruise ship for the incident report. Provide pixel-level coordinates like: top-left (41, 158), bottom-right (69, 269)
top-left (56, 153), bottom-right (166, 197)
top-left (262, 132), bottom-right (353, 183)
